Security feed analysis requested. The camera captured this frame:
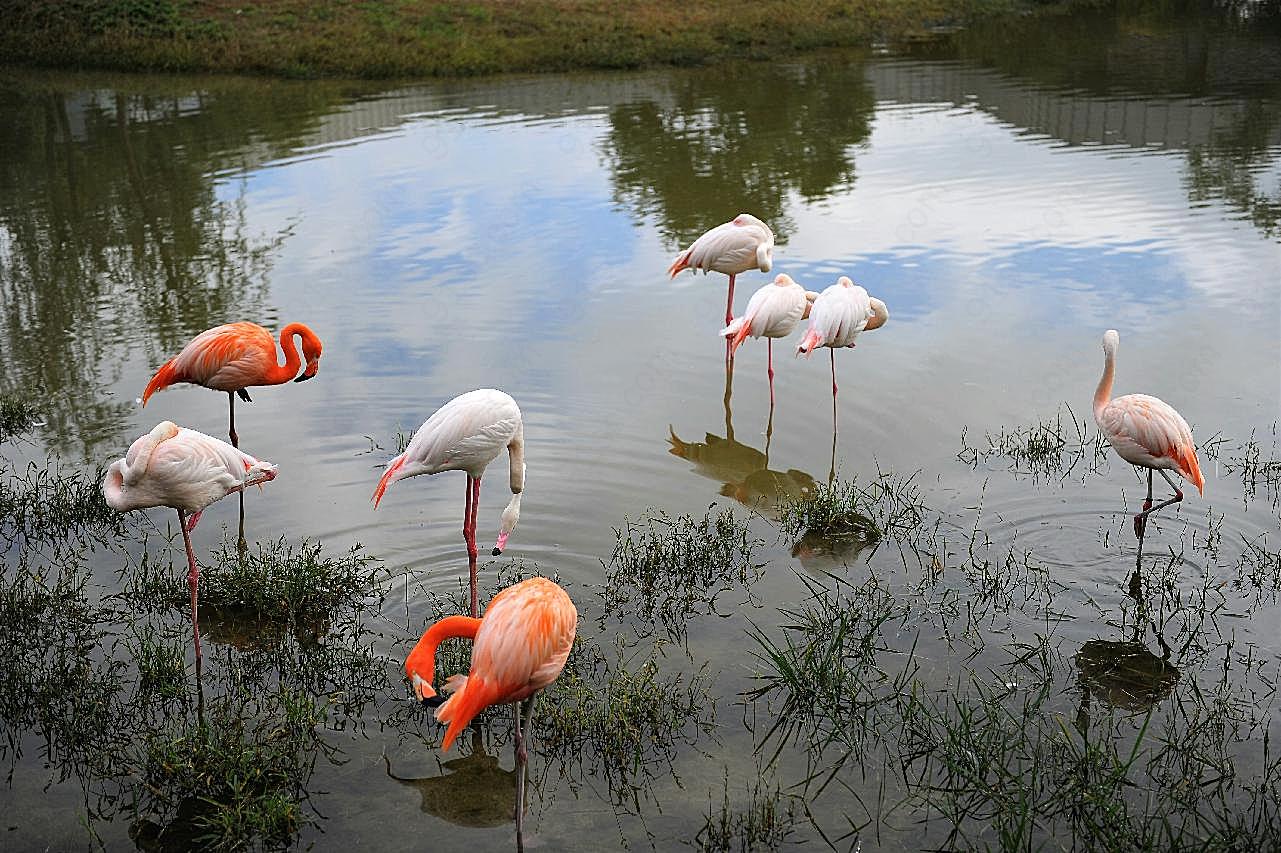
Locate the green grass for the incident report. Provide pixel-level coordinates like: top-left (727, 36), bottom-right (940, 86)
top-left (600, 505), bottom-right (763, 643)
top-left (957, 403), bottom-right (1109, 482)
top-left (0, 393), bottom-right (42, 443)
top-left (0, 0), bottom-right (1081, 79)
top-left (0, 458), bottom-right (125, 547)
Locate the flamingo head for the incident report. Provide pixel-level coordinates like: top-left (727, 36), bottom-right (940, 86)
top-left (492, 492), bottom-right (522, 556)
top-left (802, 290), bottom-right (818, 319)
top-left (756, 241), bottom-right (773, 273)
top-left (294, 325), bottom-right (324, 382)
top-left (865, 297), bottom-right (889, 331)
top-left (1102, 329), bottom-right (1120, 356)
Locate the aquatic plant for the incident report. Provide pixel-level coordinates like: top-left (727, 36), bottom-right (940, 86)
top-left (696, 771), bottom-right (799, 853)
top-left (601, 505), bottom-right (763, 643)
top-left (957, 403), bottom-right (1109, 482)
top-left (778, 469), bottom-right (927, 548)
top-left (0, 459), bottom-right (126, 546)
top-left (0, 393), bottom-right (41, 442)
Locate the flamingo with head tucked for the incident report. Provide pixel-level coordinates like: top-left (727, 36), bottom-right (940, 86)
top-left (142, 321), bottom-right (324, 447)
top-left (405, 576), bottom-right (576, 852)
top-left (1093, 329), bottom-right (1204, 539)
top-left (103, 421), bottom-right (277, 664)
top-left (721, 273), bottom-right (816, 405)
top-left (372, 389), bottom-right (525, 618)
top-left (668, 213), bottom-right (775, 342)
top-left (795, 276), bottom-right (888, 406)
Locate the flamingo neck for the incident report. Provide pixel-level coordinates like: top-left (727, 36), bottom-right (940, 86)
top-left (270, 323), bottom-right (308, 383)
top-left (404, 615), bottom-right (482, 699)
top-left (1094, 342), bottom-right (1116, 423)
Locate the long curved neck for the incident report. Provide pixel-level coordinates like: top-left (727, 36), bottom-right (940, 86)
top-left (1094, 344), bottom-right (1115, 422)
top-left (268, 323), bottom-right (308, 384)
top-left (404, 615), bottom-right (481, 697)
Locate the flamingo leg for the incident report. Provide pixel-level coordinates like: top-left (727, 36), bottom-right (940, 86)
top-left (514, 696), bottom-right (534, 853)
top-left (830, 348), bottom-right (838, 398)
top-left (227, 391), bottom-right (239, 448)
top-left (463, 475), bottom-right (480, 618)
top-left (725, 273), bottom-right (736, 329)
top-left (177, 509), bottom-right (203, 670)
top-left (767, 339), bottom-right (775, 407)
top-left (1133, 468), bottom-right (1184, 537)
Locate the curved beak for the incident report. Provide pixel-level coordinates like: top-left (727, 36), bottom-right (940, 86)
top-left (294, 360), bottom-right (320, 383)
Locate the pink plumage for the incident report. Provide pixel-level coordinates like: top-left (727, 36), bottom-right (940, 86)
top-left (668, 213), bottom-right (775, 331)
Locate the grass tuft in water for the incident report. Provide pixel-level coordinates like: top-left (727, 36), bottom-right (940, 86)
top-left (778, 469), bottom-right (926, 548)
top-left (601, 505), bottom-right (763, 642)
top-left (957, 403), bottom-right (1108, 482)
top-left (125, 535), bottom-right (386, 626)
top-left (696, 770), bottom-right (799, 853)
top-left (0, 459), bottom-right (125, 546)
top-left (0, 393), bottom-right (42, 442)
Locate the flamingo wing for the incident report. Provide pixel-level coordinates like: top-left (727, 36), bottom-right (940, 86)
top-left (1099, 394), bottom-right (1203, 492)
top-left (398, 390), bottom-right (522, 478)
top-left (172, 322), bottom-right (276, 390)
top-left (671, 214), bottom-right (774, 277)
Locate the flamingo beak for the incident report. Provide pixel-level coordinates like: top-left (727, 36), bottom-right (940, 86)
top-left (294, 360), bottom-right (320, 382)
top-left (492, 532), bottom-right (510, 556)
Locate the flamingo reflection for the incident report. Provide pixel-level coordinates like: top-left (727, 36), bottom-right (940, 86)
top-left (383, 732), bottom-right (517, 828)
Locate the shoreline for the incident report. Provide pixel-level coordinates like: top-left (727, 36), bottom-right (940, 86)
top-left (0, 0), bottom-right (1084, 80)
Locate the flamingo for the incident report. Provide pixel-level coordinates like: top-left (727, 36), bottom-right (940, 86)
top-left (795, 276), bottom-right (888, 407)
top-left (372, 389), bottom-right (525, 618)
top-left (102, 421), bottom-right (277, 666)
top-left (1093, 329), bottom-right (1204, 539)
top-left (668, 213), bottom-right (775, 343)
top-left (721, 274), bottom-right (816, 405)
top-left (404, 576), bottom-right (576, 851)
top-left (142, 321), bottom-right (324, 448)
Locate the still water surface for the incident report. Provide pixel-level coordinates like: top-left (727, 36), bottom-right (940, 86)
top-left (1, 3), bottom-right (1279, 850)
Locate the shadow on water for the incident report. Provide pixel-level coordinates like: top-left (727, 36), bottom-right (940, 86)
top-left (603, 59), bottom-right (875, 245)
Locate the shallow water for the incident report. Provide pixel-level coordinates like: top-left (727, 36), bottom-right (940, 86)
top-left (2, 2), bottom-right (1280, 850)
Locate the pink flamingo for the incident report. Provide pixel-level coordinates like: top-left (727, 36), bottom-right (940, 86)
top-left (1094, 329), bottom-right (1204, 539)
top-left (721, 274), bottom-right (816, 405)
top-left (668, 213), bottom-right (775, 336)
top-left (102, 421), bottom-right (277, 665)
top-left (405, 576), bottom-right (576, 851)
top-left (795, 276), bottom-right (889, 406)
top-left (372, 389), bottom-right (525, 618)
top-left (143, 321), bottom-right (323, 447)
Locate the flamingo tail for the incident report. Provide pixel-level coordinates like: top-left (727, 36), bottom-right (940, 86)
top-left (796, 328), bottom-right (823, 357)
top-left (667, 250), bottom-right (691, 279)
top-left (141, 358), bottom-right (181, 405)
top-left (1176, 444), bottom-right (1205, 496)
top-left (435, 675), bottom-right (499, 752)
top-left (372, 455), bottom-right (407, 507)
top-left (721, 319), bottom-right (752, 357)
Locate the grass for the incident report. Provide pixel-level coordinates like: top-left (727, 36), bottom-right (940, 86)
top-left (600, 505), bottom-right (763, 643)
top-left (696, 771), bottom-right (800, 853)
top-left (0, 458), bottom-right (126, 547)
top-left (957, 403), bottom-right (1109, 482)
top-left (0, 393), bottom-right (42, 443)
top-left (124, 535), bottom-right (386, 625)
top-left (777, 469), bottom-right (929, 559)
top-left (0, 0), bottom-right (1081, 79)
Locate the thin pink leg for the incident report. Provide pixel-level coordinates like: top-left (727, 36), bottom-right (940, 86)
top-left (178, 509), bottom-right (202, 667)
top-left (830, 348), bottom-right (838, 398)
top-left (725, 274), bottom-right (736, 328)
top-left (767, 339), bottom-right (775, 407)
top-left (467, 477), bottom-right (482, 617)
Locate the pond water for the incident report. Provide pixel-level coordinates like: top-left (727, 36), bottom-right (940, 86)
top-left (2, 2), bottom-right (1279, 850)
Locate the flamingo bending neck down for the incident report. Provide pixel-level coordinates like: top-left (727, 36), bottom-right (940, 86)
top-left (404, 577), bottom-right (576, 852)
top-left (372, 389), bottom-right (525, 618)
top-left (668, 213), bottom-right (775, 353)
top-left (142, 321), bottom-right (323, 447)
top-left (795, 276), bottom-right (888, 413)
top-left (1093, 329), bottom-right (1204, 539)
top-left (103, 421), bottom-right (277, 667)
top-left (721, 274), bottom-right (816, 405)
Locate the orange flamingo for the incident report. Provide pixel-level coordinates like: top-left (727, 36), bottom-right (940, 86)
top-left (405, 577), bottom-right (576, 849)
top-left (142, 321), bottom-right (323, 447)
top-left (102, 421), bottom-right (277, 666)
top-left (1094, 329), bottom-right (1204, 539)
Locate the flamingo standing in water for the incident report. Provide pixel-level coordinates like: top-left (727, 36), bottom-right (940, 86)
top-left (372, 389), bottom-right (525, 618)
top-left (721, 274), bottom-right (816, 405)
top-left (142, 321), bottom-right (324, 447)
top-left (1093, 329), bottom-right (1204, 539)
top-left (405, 576), bottom-right (576, 851)
top-left (668, 213), bottom-right (775, 343)
top-left (795, 276), bottom-right (889, 407)
top-left (102, 421), bottom-right (277, 665)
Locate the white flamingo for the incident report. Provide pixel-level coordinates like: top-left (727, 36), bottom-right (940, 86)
top-left (668, 213), bottom-right (775, 337)
top-left (721, 273), bottom-right (816, 404)
top-left (796, 276), bottom-right (889, 404)
top-left (372, 389), bottom-right (525, 618)
top-left (103, 421), bottom-right (277, 664)
top-left (1094, 329), bottom-right (1205, 539)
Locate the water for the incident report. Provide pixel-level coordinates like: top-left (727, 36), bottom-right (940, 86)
top-left (2, 3), bottom-right (1279, 850)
